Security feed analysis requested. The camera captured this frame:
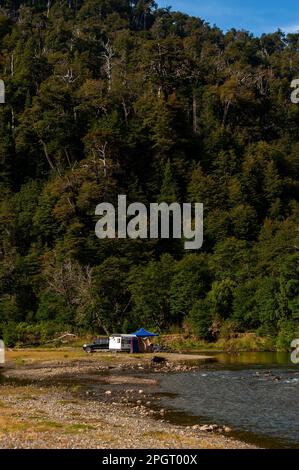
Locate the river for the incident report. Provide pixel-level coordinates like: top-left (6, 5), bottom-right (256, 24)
top-left (153, 352), bottom-right (299, 448)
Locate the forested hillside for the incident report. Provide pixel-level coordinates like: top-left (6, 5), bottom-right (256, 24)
top-left (0, 0), bottom-right (298, 348)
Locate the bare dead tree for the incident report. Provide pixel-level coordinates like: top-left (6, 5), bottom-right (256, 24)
top-left (47, 0), bottom-right (51, 18)
top-left (45, 259), bottom-right (93, 309)
top-left (102, 40), bottom-right (115, 92)
top-left (59, 68), bottom-right (80, 84)
top-left (92, 141), bottom-right (109, 178)
top-left (40, 139), bottom-right (55, 171)
top-left (10, 53), bottom-right (14, 76)
top-left (122, 98), bottom-right (130, 127)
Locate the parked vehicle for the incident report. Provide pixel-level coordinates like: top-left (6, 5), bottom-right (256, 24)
top-left (109, 334), bottom-right (135, 352)
top-left (83, 338), bottom-right (109, 353)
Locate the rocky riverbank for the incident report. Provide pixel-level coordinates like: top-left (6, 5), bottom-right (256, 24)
top-left (2, 357), bottom-right (204, 381)
top-left (0, 350), bottom-right (256, 449)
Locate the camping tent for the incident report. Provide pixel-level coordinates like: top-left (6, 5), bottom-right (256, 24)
top-left (132, 328), bottom-right (159, 337)
top-left (131, 328), bottom-right (159, 353)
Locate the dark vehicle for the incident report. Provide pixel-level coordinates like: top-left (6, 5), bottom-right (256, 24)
top-left (83, 338), bottom-right (109, 353)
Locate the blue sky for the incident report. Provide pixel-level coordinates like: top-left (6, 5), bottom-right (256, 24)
top-left (157, 0), bottom-right (299, 36)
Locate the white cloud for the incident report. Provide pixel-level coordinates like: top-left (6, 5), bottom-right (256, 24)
top-left (281, 24), bottom-right (299, 34)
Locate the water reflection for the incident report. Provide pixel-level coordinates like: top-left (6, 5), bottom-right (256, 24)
top-left (207, 351), bottom-right (293, 367)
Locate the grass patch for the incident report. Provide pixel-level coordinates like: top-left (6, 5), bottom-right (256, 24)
top-left (70, 385), bottom-right (82, 393)
top-left (7, 349), bottom-right (87, 365)
top-left (36, 420), bottom-right (64, 431)
top-left (27, 414), bottom-right (48, 420)
top-left (17, 395), bottom-right (37, 401)
top-left (66, 423), bottom-right (96, 433)
top-left (0, 412), bottom-right (33, 433)
top-left (14, 358), bottom-right (27, 367)
top-left (59, 399), bottom-right (81, 406)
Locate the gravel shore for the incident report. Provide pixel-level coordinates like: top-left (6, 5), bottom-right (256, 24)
top-left (0, 351), bottom-right (256, 449)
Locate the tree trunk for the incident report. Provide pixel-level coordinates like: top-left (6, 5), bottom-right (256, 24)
top-left (40, 139), bottom-right (55, 171)
top-left (193, 92), bottom-right (198, 134)
top-left (11, 54), bottom-right (14, 76)
top-left (47, 0), bottom-right (51, 18)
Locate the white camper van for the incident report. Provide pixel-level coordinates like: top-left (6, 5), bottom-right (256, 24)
top-left (109, 334), bottom-right (135, 352)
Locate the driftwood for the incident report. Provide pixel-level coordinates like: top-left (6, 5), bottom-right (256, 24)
top-left (5, 334), bottom-right (79, 349)
top-left (44, 333), bottom-right (78, 345)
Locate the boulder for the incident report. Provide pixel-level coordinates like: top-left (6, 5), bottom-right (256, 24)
top-left (152, 356), bottom-right (166, 364)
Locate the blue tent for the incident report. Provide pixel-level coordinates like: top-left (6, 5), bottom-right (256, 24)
top-left (132, 328), bottom-right (159, 337)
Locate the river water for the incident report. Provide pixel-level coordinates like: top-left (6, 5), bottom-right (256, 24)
top-left (154, 352), bottom-right (299, 448)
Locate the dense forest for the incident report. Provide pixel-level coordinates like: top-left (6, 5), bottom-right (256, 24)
top-left (0, 0), bottom-right (299, 349)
